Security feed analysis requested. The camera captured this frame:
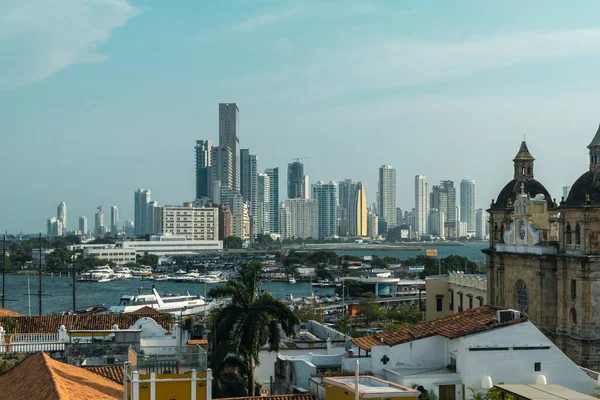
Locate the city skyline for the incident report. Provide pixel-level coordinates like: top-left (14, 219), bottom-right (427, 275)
top-left (4, 1), bottom-right (600, 232)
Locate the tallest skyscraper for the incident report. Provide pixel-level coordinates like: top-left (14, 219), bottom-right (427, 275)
top-left (219, 103), bottom-right (240, 191)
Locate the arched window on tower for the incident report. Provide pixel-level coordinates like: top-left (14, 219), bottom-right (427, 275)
top-left (575, 224), bottom-right (581, 246)
top-left (566, 224), bottom-right (572, 245)
top-left (527, 166), bottom-right (531, 175)
top-left (522, 167), bottom-right (525, 176)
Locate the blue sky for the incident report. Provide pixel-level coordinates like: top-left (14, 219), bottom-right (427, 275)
top-left (3, 0), bottom-right (600, 233)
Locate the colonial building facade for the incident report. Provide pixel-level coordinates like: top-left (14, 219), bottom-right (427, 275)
top-left (485, 127), bottom-right (600, 369)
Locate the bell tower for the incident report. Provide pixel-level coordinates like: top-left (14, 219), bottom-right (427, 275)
top-left (588, 124), bottom-right (600, 171)
top-left (513, 141), bottom-right (535, 179)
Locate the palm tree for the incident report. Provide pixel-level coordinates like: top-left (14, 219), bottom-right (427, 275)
top-left (208, 261), bottom-right (299, 395)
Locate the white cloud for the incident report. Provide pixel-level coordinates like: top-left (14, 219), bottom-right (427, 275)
top-left (0, 0), bottom-right (141, 89)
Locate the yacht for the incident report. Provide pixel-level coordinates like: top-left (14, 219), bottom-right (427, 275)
top-left (198, 271), bottom-right (226, 284)
top-left (108, 287), bottom-right (214, 316)
top-left (131, 266), bottom-right (153, 278)
top-left (176, 271), bottom-right (201, 283)
top-left (78, 266), bottom-right (115, 282)
top-left (288, 277), bottom-right (297, 284)
top-left (154, 274), bottom-right (169, 282)
top-left (114, 267), bottom-right (132, 280)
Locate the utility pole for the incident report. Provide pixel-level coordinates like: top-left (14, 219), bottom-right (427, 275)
top-left (38, 232), bottom-right (42, 316)
top-left (72, 249), bottom-right (76, 311)
top-left (2, 231), bottom-right (6, 309)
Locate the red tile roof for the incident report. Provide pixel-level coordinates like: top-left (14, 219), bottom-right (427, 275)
top-left (217, 396), bottom-right (313, 400)
top-left (353, 306), bottom-right (525, 351)
top-left (128, 306), bottom-right (164, 315)
top-left (0, 313), bottom-right (172, 334)
top-left (0, 352), bottom-right (122, 399)
top-left (85, 365), bottom-right (124, 384)
top-left (0, 307), bottom-right (22, 317)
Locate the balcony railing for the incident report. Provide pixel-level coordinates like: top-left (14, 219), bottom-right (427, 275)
top-left (0, 342), bottom-right (65, 354)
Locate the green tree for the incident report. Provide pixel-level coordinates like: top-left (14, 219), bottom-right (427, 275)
top-left (208, 261), bottom-right (299, 395)
top-left (334, 279), bottom-right (364, 298)
top-left (387, 305), bottom-right (422, 324)
top-left (315, 264), bottom-right (333, 281)
top-left (254, 234), bottom-right (274, 249)
top-left (295, 308), bottom-right (323, 323)
top-left (282, 251), bottom-right (303, 278)
top-left (356, 297), bottom-right (385, 325)
top-left (224, 236), bottom-right (243, 249)
top-left (137, 252), bottom-right (159, 269)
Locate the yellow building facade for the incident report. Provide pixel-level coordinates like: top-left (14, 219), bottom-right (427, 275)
top-left (325, 376), bottom-right (420, 400)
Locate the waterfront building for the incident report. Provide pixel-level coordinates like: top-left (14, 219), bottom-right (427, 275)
top-left (339, 179), bottom-right (358, 237)
top-left (349, 183), bottom-right (367, 237)
top-left (432, 180), bottom-right (457, 238)
top-left (312, 181), bottom-right (338, 239)
top-left (195, 139), bottom-right (213, 201)
top-left (257, 172), bottom-right (271, 234)
top-left (280, 199), bottom-right (318, 240)
top-left (484, 135), bottom-right (600, 369)
top-left (240, 148), bottom-right (258, 236)
top-left (57, 202), bottom-right (67, 234)
top-left (428, 208), bottom-right (445, 239)
top-left (367, 211), bottom-right (378, 239)
top-left (563, 185), bottom-right (571, 199)
top-left (475, 208), bottom-right (488, 240)
top-left (378, 166), bottom-right (397, 230)
top-left (46, 217), bottom-right (63, 237)
top-left (147, 201), bottom-right (158, 235)
top-left (219, 187), bottom-right (246, 239)
top-left (219, 103), bottom-right (240, 191)
top-left (124, 220), bottom-right (135, 238)
top-left (79, 216), bottom-right (88, 236)
top-left (265, 167), bottom-right (279, 233)
top-left (134, 189), bottom-right (151, 236)
top-left (154, 202), bottom-right (218, 241)
top-left (110, 205), bottom-right (119, 235)
top-left (211, 146), bottom-right (233, 191)
top-left (415, 175), bottom-right (430, 237)
top-left (460, 179), bottom-right (476, 232)
top-left (32, 248), bottom-right (54, 269)
top-left (303, 175), bottom-right (310, 199)
top-left (94, 206), bottom-right (107, 237)
top-left (83, 247), bottom-right (137, 265)
top-left (215, 203), bottom-right (233, 240)
top-left (287, 160), bottom-right (305, 199)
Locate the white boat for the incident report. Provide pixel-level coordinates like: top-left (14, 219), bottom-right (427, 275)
top-left (198, 271), bottom-right (226, 284)
top-left (154, 274), bottom-right (169, 281)
top-left (131, 266), bottom-right (153, 278)
top-left (78, 265), bottom-right (115, 282)
top-left (108, 288), bottom-right (215, 316)
top-left (176, 272), bottom-right (201, 283)
top-left (288, 277), bottom-right (297, 284)
top-left (114, 267), bottom-right (132, 280)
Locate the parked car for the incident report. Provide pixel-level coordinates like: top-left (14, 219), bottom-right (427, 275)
top-left (366, 328), bottom-right (383, 335)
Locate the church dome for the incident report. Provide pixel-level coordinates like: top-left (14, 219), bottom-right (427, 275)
top-left (490, 141), bottom-right (555, 210)
top-left (563, 124), bottom-right (600, 208)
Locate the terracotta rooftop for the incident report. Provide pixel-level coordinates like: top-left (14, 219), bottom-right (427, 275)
top-left (0, 307), bottom-right (23, 317)
top-left (216, 395), bottom-right (313, 400)
top-left (85, 365), bottom-right (124, 384)
top-left (353, 306), bottom-right (526, 351)
top-left (0, 352), bottom-right (122, 399)
top-left (0, 313), bottom-right (172, 334)
top-left (128, 306), bottom-right (164, 315)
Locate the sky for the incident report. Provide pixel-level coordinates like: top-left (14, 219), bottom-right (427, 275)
top-left (3, 0), bottom-right (600, 234)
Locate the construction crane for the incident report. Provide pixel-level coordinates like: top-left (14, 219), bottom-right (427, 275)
top-left (291, 157), bottom-right (313, 163)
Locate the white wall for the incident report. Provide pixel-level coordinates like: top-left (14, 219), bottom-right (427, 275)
top-left (459, 322), bottom-right (597, 394)
top-left (370, 336), bottom-right (447, 375)
top-left (256, 348), bottom-right (329, 391)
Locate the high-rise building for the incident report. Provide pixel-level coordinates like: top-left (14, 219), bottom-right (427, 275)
top-left (215, 204), bottom-right (233, 240)
top-left (475, 208), bottom-right (488, 240)
top-left (57, 202), bottom-right (67, 234)
top-left (367, 211), bottom-right (379, 239)
top-left (110, 206), bottom-right (119, 235)
top-left (195, 140), bottom-right (213, 201)
top-left (303, 175), bottom-right (310, 200)
top-left (415, 175), bottom-right (430, 237)
top-left (338, 179), bottom-right (358, 236)
top-left (219, 103), bottom-right (240, 191)
top-left (95, 206), bottom-right (106, 237)
top-left (124, 220), bottom-right (135, 238)
top-left (47, 217), bottom-right (63, 237)
top-left (349, 183), bottom-right (367, 237)
top-left (240, 149), bottom-right (258, 236)
top-left (563, 186), bottom-right (571, 199)
top-left (312, 181), bottom-right (338, 238)
top-left (429, 209), bottom-right (446, 239)
top-left (280, 199), bottom-right (318, 240)
top-left (431, 180), bottom-right (456, 223)
top-left (257, 173), bottom-right (271, 235)
top-left (460, 179), bottom-right (476, 232)
top-left (134, 189), bottom-right (151, 236)
top-left (220, 187), bottom-right (246, 239)
top-left (147, 201), bottom-right (158, 235)
top-left (211, 146), bottom-right (234, 191)
top-left (378, 166), bottom-right (397, 230)
top-left (287, 161), bottom-right (305, 199)
top-left (154, 203), bottom-right (219, 241)
top-left (396, 208), bottom-right (403, 228)
top-left (265, 167), bottom-right (279, 233)
top-left (79, 216), bottom-right (88, 236)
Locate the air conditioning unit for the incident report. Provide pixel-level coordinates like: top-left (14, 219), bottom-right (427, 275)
top-left (497, 309), bottom-right (521, 322)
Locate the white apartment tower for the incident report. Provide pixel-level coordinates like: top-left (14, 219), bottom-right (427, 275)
top-left (219, 103), bottom-right (240, 191)
top-left (475, 208), bottom-right (488, 240)
top-left (378, 166), bottom-right (397, 230)
top-left (367, 211), bottom-right (379, 239)
top-left (257, 173), bottom-right (271, 235)
top-left (154, 203), bottom-right (219, 241)
top-left (460, 179), bottom-right (476, 232)
top-left (312, 181), bottom-right (338, 239)
top-left (57, 202), bottom-right (67, 234)
top-left (415, 175), bottom-right (430, 237)
top-left (280, 199), bottom-right (318, 240)
top-left (240, 149), bottom-right (258, 236)
top-left (429, 209), bottom-right (446, 239)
